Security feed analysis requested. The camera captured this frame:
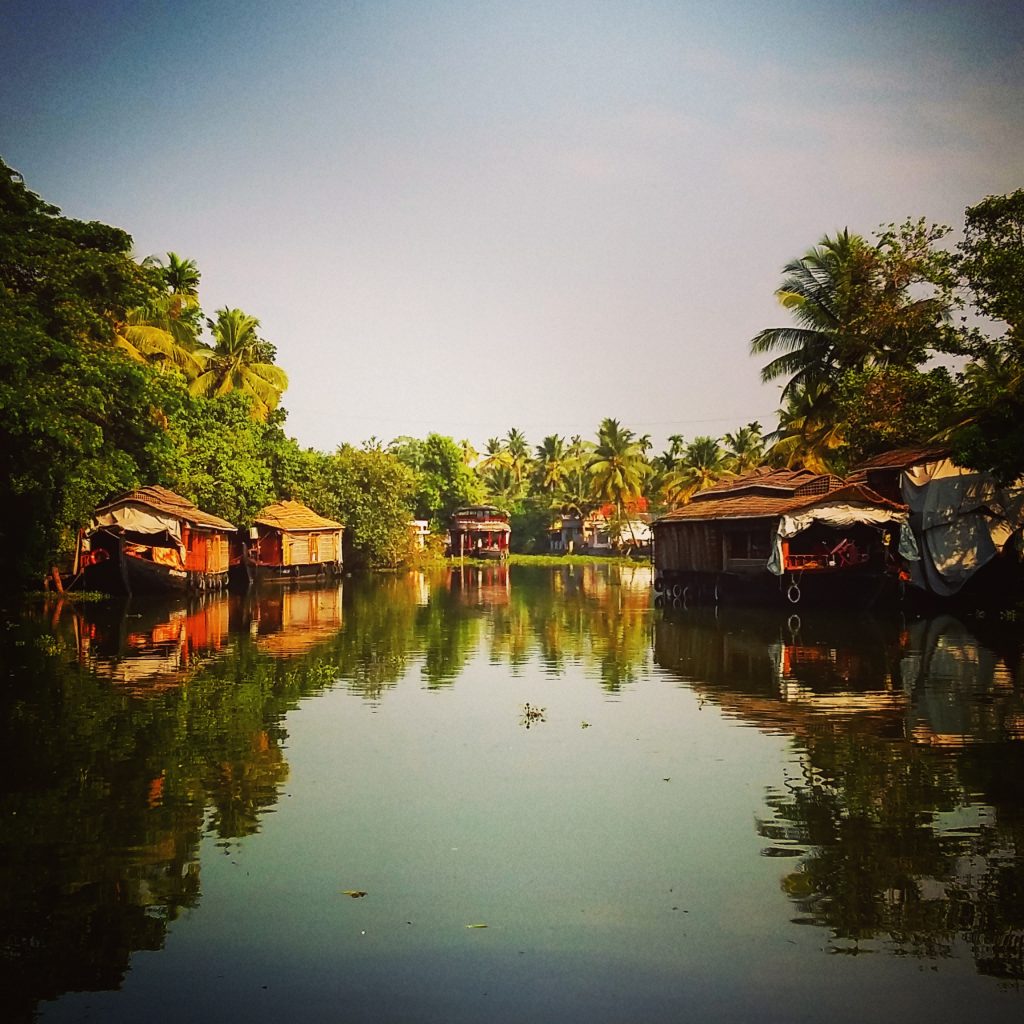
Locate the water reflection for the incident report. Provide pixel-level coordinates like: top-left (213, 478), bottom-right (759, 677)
top-left (1, 569), bottom-right (1023, 1020)
top-left (654, 605), bottom-right (1024, 979)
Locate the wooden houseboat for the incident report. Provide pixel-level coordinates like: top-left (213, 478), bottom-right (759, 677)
top-left (75, 486), bottom-right (235, 595)
top-left (652, 468), bottom-right (919, 606)
top-left (448, 505), bottom-right (511, 559)
top-left (234, 500), bottom-right (344, 585)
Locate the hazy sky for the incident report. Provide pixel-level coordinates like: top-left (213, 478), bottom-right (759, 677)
top-left (3, 1), bottom-right (1022, 454)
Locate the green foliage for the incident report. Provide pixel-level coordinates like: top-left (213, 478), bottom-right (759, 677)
top-left (293, 445), bottom-right (418, 569)
top-left (0, 159), bottom-right (177, 583)
top-left (958, 189), bottom-right (1024, 346)
top-left (833, 366), bottom-right (960, 469)
top-left (509, 497), bottom-right (556, 553)
top-left (588, 417), bottom-right (652, 515)
top-left (190, 307), bottom-right (288, 420)
top-left (390, 433), bottom-right (483, 525)
top-left (160, 391), bottom-right (302, 526)
top-left (662, 435), bottom-right (733, 505)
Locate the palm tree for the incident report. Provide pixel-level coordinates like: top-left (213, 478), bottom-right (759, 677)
top-left (458, 438), bottom-right (479, 467)
top-left (190, 307), bottom-right (288, 420)
top-left (663, 436), bottom-right (732, 505)
top-left (504, 428), bottom-right (532, 485)
top-left (555, 436), bottom-right (595, 518)
top-left (765, 383), bottom-right (845, 473)
top-left (750, 229), bottom-right (950, 401)
top-left (588, 418), bottom-right (652, 542)
top-left (723, 422), bottom-right (764, 474)
top-left (162, 252), bottom-right (200, 296)
top-left (535, 434), bottom-right (569, 494)
top-left (113, 292), bottom-right (202, 378)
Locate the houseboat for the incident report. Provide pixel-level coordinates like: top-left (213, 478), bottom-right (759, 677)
top-left (448, 505), bottom-right (511, 559)
top-left (652, 468), bottom-right (918, 606)
top-left (851, 446), bottom-right (1024, 601)
top-left (234, 500), bottom-right (344, 585)
top-left (75, 486), bottom-right (235, 595)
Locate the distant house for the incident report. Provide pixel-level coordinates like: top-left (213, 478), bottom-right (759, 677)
top-left (852, 446), bottom-right (1024, 599)
top-left (77, 486), bottom-right (235, 595)
top-left (449, 505), bottom-right (511, 559)
top-left (239, 500), bottom-right (344, 584)
top-left (548, 514), bottom-right (584, 553)
top-left (409, 520), bottom-right (431, 550)
top-left (585, 508), bottom-right (652, 553)
top-left (652, 468), bottom-right (915, 605)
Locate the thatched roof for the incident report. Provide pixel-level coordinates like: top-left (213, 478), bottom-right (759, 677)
top-left (254, 500), bottom-right (343, 532)
top-left (94, 485), bottom-right (236, 532)
top-left (855, 446), bottom-right (952, 471)
top-left (656, 471), bottom-right (905, 524)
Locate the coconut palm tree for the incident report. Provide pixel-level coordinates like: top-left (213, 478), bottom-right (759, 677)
top-left (190, 307), bottom-right (288, 420)
top-left (765, 383), bottom-right (845, 473)
top-left (723, 422), bottom-right (764, 474)
top-left (458, 438), bottom-right (479, 467)
top-left (588, 419), bottom-right (652, 538)
top-left (751, 229), bottom-right (950, 401)
top-left (113, 292), bottom-right (203, 378)
top-left (162, 252), bottom-right (200, 296)
top-left (534, 434), bottom-right (569, 493)
top-left (663, 436), bottom-right (732, 505)
top-left (504, 427), bottom-right (532, 485)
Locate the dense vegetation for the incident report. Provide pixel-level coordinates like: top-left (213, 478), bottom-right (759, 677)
top-left (1, 156), bottom-right (1020, 585)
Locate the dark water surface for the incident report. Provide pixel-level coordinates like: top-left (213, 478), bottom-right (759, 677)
top-left (2, 564), bottom-right (1023, 1022)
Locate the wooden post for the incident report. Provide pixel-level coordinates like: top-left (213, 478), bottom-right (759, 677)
top-left (50, 566), bottom-right (64, 594)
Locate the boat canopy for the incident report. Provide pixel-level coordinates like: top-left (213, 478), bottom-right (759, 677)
top-left (767, 502), bottom-right (920, 576)
top-left (92, 505), bottom-right (185, 545)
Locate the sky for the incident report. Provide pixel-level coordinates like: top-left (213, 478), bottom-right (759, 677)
top-left (2, 0), bottom-right (1022, 456)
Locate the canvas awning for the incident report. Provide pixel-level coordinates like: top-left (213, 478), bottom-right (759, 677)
top-left (767, 502), bottom-right (919, 576)
top-left (91, 505), bottom-right (184, 545)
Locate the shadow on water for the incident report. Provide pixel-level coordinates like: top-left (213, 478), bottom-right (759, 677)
top-left (1, 568), bottom-right (1023, 1019)
top-left (655, 604), bottom-right (1024, 980)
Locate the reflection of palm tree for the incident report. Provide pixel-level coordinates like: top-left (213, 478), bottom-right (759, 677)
top-left (190, 308), bottom-right (288, 420)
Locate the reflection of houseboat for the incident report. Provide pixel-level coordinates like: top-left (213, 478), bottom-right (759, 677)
top-left (653, 469), bottom-right (917, 605)
top-left (249, 585), bottom-right (344, 657)
top-left (448, 506), bottom-right (511, 559)
top-left (76, 486), bottom-right (235, 595)
top-left (234, 500), bottom-right (344, 585)
top-left (852, 446), bottom-right (1024, 602)
top-left (449, 564), bottom-right (511, 605)
top-left (74, 595), bottom-right (231, 691)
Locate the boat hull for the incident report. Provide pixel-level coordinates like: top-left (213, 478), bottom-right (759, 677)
top-left (250, 561), bottom-right (343, 583)
top-left (654, 566), bottom-right (898, 608)
top-left (81, 533), bottom-right (228, 596)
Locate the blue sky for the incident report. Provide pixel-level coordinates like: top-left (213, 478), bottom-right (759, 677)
top-left (2, 1), bottom-right (1022, 454)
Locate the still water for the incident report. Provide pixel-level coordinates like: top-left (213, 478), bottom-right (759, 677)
top-left (2, 564), bottom-right (1023, 1022)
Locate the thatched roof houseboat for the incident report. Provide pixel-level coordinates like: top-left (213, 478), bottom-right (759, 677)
top-left (76, 486), bottom-right (235, 595)
top-left (652, 468), bottom-right (918, 606)
top-left (237, 500), bottom-right (344, 584)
